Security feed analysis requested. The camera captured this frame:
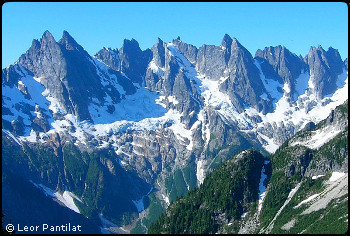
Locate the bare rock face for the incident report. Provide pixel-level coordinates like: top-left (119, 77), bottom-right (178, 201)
top-left (344, 58), bottom-right (348, 69)
top-left (255, 45), bottom-right (307, 99)
top-left (16, 30), bottom-right (140, 122)
top-left (94, 47), bottom-right (121, 71)
top-left (196, 35), bottom-right (272, 114)
top-left (118, 38), bottom-right (152, 84)
top-left (172, 37), bottom-right (198, 64)
top-left (304, 45), bottom-right (344, 98)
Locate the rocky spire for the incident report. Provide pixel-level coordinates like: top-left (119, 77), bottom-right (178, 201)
top-left (151, 37), bottom-right (166, 68)
top-left (305, 45), bottom-right (344, 98)
top-left (40, 30), bottom-right (56, 44)
top-left (119, 38), bottom-right (151, 84)
top-left (221, 33), bottom-right (233, 50)
top-left (58, 30), bottom-right (84, 51)
top-left (94, 47), bottom-right (120, 71)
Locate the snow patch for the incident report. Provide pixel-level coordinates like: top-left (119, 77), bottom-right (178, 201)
top-left (258, 161), bottom-right (270, 212)
top-left (240, 212), bottom-right (248, 218)
top-left (294, 194), bottom-right (320, 209)
top-left (197, 109), bottom-right (211, 146)
top-left (20, 129), bottom-right (38, 143)
top-left (167, 95), bottom-right (179, 105)
top-left (245, 70), bottom-right (348, 153)
top-left (89, 87), bottom-right (166, 124)
top-left (290, 125), bottom-right (342, 150)
top-left (148, 60), bottom-right (165, 76)
top-left (199, 76), bottom-right (250, 129)
top-left (55, 191), bottom-right (82, 214)
top-left (2, 129), bottom-right (22, 146)
top-left (168, 112), bottom-right (194, 150)
top-left (30, 181), bottom-right (82, 214)
top-left (312, 174), bottom-right (325, 180)
top-left (132, 187), bottom-right (153, 213)
top-left (294, 70), bottom-right (310, 99)
top-left (196, 160), bottom-right (205, 185)
top-left (302, 173), bottom-right (347, 215)
top-left (254, 59), bottom-right (283, 102)
top-left (257, 132), bottom-right (279, 154)
top-left (283, 82), bottom-right (291, 94)
top-left (329, 172), bottom-right (346, 182)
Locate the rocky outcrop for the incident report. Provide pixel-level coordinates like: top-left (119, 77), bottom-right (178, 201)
top-left (255, 45), bottom-right (307, 99)
top-left (118, 38), bottom-right (152, 84)
top-left (196, 35), bottom-right (272, 114)
top-left (304, 46), bottom-right (345, 98)
top-left (94, 47), bottom-right (121, 71)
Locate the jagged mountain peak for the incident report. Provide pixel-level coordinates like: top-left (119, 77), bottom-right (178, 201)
top-left (30, 39), bottom-right (41, 50)
top-left (62, 30), bottom-right (73, 39)
top-left (156, 37), bottom-right (164, 44)
top-left (150, 37), bottom-right (166, 68)
top-left (305, 43), bottom-right (346, 98)
top-left (308, 45), bottom-right (327, 55)
top-left (256, 45), bottom-right (287, 57)
top-left (327, 46), bottom-right (338, 52)
top-left (41, 30), bottom-right (55, 41)
top-left (121, 38), bottom-right (140, 50)
top-left (119, 37), bottom-right (152, 84)
top-left (229, 37), bottom-right (254, 60)
top-left (230, 36), bottom-right (242, 49)
top-left (254, 44), bottom-right (306, 92)
top-left (222, 33), bottom-right (232, 40)
top-left (39, 30), bottom-right (57, 47)
top-left (94, 46), bottom-right (120, 71)
top-left (306, 44), bottom-right (345, 70)
top-left (317, 44), bottom-right (325, 51)
top-left (221, 33), bottom-right (232, 49)
top-left (98, 46), bottom-right (119, 53)
top-left (153, 37), bottom-right (165, 48)
top-left (58, 30), bottom-right (83, 51)
top-left (170, 36), bottom-right (183, 45)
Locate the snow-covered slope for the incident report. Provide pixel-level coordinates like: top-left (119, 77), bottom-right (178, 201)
top-left (30, 181), bottom-right (82, 214)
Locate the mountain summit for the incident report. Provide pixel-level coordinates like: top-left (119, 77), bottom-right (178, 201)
top-left (2, 30), bottom-right (348, 233)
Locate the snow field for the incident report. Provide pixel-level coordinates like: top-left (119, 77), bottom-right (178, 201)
top-left (30, 181), bottom-right (82, 214)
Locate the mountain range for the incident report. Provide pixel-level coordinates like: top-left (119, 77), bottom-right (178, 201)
top-left (2, 30), bottom-right (348, 233)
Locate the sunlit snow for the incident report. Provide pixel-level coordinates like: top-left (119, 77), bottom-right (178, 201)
top-left (312, 174), bottom-right (325, 180)
top-left (132, 187), bottom-right (153, 213)
top-left (196, 159), bottom-right (205, 185)
top-left (329, 172), bottom-right (346, 182)
top-left (30, 181), bottom-right (82, 214)
top-left (290, 125), bottom-right (342, 150)
top-left (294, 193), bottom-right (320, 209)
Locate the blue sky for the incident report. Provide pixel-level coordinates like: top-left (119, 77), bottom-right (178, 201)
top-left (2, 2), bottom-right (348, 69)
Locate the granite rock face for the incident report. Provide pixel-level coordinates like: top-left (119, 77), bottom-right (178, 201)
top-left (118, 38), bottom-right (152, 84)
top-left (255, 45), bottom-right (307, 100)
top-left (304, 46), bottom-right (345, 98)
top-left (195, 35), bottom-right (272, 114)
top-left (94, 47), bottom-right (121, 71)
top-left (17, 30), bottom-right (137, 122)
